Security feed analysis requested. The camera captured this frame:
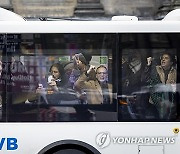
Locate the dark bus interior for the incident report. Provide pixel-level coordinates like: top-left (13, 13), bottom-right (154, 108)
top-left (0, 33), bottom-right (179, 122)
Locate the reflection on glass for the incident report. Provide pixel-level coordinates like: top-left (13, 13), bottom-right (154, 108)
top-left (120, 49), bottom-right (177, 121)
top-left (3, 33), bottom-right (115, 122)
top-left (0, 54), bottom-right (2, 120)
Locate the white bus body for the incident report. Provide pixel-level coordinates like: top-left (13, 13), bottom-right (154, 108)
top-left (0, 20), bottom-right (179, 154)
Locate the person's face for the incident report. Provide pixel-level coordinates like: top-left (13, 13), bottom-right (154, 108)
top-left (161, 54), bottom-right (173, 69)
top-left (76, 59), bottom-right (85, 70)
top-left (51, 66), bottom-right (60, 80)
top-left (96, 67), bottom-right (108, 83)
top-left (73, 55), bottom-right (85, 70)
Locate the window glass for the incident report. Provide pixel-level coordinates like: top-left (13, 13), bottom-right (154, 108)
top-left (0, 34), bottom-right (6, 122)
top-left (119, 33), bottom-right (180, 121)
top-left (0, 46), bottom-right (2, 121)
top-left (1, 33), bottom-right (117, 122)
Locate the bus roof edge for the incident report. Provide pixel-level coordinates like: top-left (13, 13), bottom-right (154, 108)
top-left (163, 9), bottom-right (180, 21)
top-left (0, 7), bottom-right (25, 21)
top-left (111, 16), bottom-right (138, 21)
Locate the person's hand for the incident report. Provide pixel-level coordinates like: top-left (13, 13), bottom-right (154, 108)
top-left (87, 65), bottom-right (95, 74)
top-left (77, 92), bottom-right (87, 100)
top-left (36, 84), bottom-right (46, 94)
top-left (48, 80), bottom-right (57, 86)
top-left (48, 76), bottom-right (57, 87)
top-left (48, 80), bottom-right (59, 92)
top-left (147, 57), bottom-right (153, 66)
top-left (73, 54), bottom-right (80, 66)
top-left (122, 57), bottom-right (126, 64)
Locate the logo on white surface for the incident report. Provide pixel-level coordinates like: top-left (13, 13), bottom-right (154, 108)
top-left (96, 132), bottom-right (176, 149)
top-left (96, 132), bottom-right (111, 148)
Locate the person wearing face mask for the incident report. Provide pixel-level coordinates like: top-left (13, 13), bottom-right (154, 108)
top-left (74, 65), bottom-right (112, 104)
top-left (142, 52), bottom-right (177, 120)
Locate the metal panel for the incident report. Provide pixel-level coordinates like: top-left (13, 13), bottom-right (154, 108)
top-left (138, 145), bottom-right (164, 154)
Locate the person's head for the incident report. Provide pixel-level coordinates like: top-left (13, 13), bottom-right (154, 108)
top-left (81, 51), bottom-right (92, 65)
top-left (64, 62), bottom-right (74, 76)
top-left (96, 65), bottom-right (108, 83)
top-left (160, 53), bottom-right (175, 70)
top-left (73, 53), bottom-right (87, 70)
top-left (49, 63), bottom-right (65, 80)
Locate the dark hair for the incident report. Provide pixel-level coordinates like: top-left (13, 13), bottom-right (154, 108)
top-left (81, 51), bottom-right (92, 64)
top-left (77, 53), bottom-right (87, 65)
top-left (160, 52), bottom-right (176, 65)
top-left (49, 63), bottom-right (65, 77)
top-left (49, 63), bottom-right (67, 86)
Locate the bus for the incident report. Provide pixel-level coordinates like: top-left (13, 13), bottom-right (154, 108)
top-left (0, 9), bottom-right (180, 154)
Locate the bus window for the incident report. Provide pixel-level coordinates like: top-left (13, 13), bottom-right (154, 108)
top-left (3, 33), bottom-right (117, 122)
top-left (119, 33), bottom-right (180, 122)
top-left (0, 49), bottom-right (2, 121)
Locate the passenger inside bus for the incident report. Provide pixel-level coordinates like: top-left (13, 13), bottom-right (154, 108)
top-left (36, 62), bottom-right (78, 104)
top-left (74, 65), bottom-right (112, 104)
top-left (69, 52), bottom-right (95, 103)
top-left (73, 52), bottom-right (96, 79)
top-left (120, 52), bottom-right (145, 120)
top-left (95, 65), bottom-right (112, 104)
top-left (34, 60), bottom-right (96, 121)
top-left (142, 52), bottom-right (177, 120)
top-left (120, 50), bottom-right (177, 121)
top-left (63, 51), bottom-right (96, 89)
top-left (42, 63), bottom-right (68, 91)
top-left (121, 52), bottom-right (144, 95)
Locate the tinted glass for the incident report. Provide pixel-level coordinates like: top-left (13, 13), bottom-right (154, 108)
top-left (2, 33), bottom-right (179, 122)
top-left (118, 33), bottom-right (180, 121)
top-left (0, 33), bottom-right (117, 122)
